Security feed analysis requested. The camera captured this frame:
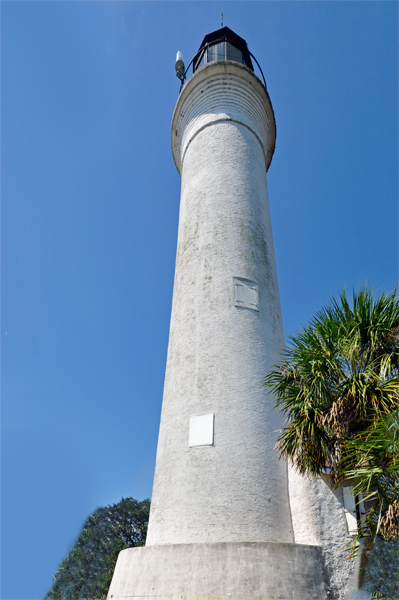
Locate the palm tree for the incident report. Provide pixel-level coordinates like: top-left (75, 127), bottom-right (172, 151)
top-left (342, 411), bottom-right (398, 541)
top-left (263, 286), bottom-right (399, 540)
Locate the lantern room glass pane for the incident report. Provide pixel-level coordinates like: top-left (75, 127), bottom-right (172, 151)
top-left (195, 54), bottom-right (206, 70)
top-left (208, 42), bottom-right (226, 63)
top-left (226, 43), bottom-right (244, 64)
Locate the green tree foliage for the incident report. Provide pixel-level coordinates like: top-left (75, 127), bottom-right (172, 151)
top-left (343, 412), bottom-right (399, 542)
top-left (263, 286), bottom-right (399, 543)
top-left (46, 497), bottom-right (150, 600)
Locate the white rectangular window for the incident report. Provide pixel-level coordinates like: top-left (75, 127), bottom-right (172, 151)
top-left (189, 414), bottom-right (214, 447)
top-left (233, 277), bottom-right (259, 311)
top-left (342, 486), bottom-right (358, 535)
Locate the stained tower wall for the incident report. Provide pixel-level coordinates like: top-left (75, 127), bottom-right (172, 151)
top-left (146, 63), bottom-right (293, 546)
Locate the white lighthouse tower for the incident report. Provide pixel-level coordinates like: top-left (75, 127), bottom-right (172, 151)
top-left (147, 26), bottom-right (292, 548)
top-left (108, 27), bottom-right (327, 600)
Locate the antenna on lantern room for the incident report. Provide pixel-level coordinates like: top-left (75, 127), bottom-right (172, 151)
top-left (221, 10), bottom-right (223, 27)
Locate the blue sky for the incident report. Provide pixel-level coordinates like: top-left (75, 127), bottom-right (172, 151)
top-left (1, 2), bottom-right (397, 598)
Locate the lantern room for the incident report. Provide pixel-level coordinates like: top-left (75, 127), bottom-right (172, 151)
top-left (192, 26), bottom-right (254, 73)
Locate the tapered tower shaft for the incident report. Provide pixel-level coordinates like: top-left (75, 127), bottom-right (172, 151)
top-left (146, 60), bottom-right (293, 546)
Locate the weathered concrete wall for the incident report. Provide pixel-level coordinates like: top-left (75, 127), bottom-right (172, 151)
top-left (288, 465), bottom-right (355, 600)
top-left (146, 63), bottom-right (293, 546)
top-left (107, 542), bottom-right (327, 600)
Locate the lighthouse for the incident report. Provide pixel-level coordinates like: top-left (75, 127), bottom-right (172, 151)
top-left (147, 25), bottom-right (292, 548)
top-left (108, 27), bottom-right (327, 599)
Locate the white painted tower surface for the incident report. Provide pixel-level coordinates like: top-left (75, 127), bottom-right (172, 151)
top-left (108, 27), bottom-right (328, 600)
top-left (146, 54), bottom-right (292, 547)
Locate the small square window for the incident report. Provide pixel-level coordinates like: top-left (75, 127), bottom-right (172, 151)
top-left (189, 414), bottom-right (214, 447)
top-left (233, 277), bottom-right (259, 311)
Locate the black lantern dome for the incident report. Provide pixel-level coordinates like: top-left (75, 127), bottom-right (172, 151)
top-left (192, 27), bottom-right (254, 73)
top-left (175, 27), bottom-right (268, 91)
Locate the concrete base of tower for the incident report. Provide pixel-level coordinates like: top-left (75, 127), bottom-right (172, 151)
top-left (106, 541), bottom-right (328, 600)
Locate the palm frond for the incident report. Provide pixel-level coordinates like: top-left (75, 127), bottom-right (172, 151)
top-left (264, 285), bottom-right (399, 540)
